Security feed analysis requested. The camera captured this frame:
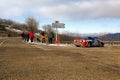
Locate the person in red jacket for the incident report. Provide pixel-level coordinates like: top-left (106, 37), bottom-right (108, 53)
top-left (29, 31), bottom-right (34, 42)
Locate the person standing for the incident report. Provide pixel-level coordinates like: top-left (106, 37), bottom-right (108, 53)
top-left (21, 31), bottom-right (25, 41)
top-left (48, 32), bottom-right (54, 44)
top-left (26, 31), bottom-right (29, 42)
top-left (41, 31), bottom-right (47, 43)
top-left (29, 31), bottom-right (34, 42)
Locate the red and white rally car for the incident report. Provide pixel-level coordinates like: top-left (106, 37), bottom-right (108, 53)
top-left (74, 37), bottom-right (104, 47)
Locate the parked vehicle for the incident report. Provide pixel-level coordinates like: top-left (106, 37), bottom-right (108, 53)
top-left (74, 37), bottom-right (104, 47)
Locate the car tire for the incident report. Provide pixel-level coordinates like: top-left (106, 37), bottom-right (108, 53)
top-left (99, 42), bottom-right (104, 47)
top-left (76, 45), bottom-right (80, 47)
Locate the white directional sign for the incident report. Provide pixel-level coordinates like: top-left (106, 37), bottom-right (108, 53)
top-left (52, 23), bottom-right (65, 28)
top-left (52, 21), bottom-right (65, 42)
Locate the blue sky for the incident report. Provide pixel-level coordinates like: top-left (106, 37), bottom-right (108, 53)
top-left (0, 0), bottom-right (120, 34)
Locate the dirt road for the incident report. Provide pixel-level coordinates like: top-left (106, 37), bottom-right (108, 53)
top-left (0, 37), bottom-right (120, 80)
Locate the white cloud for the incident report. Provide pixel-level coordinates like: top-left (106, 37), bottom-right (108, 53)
top-left (2, 7), bottom-right (23, 17)
top-left (0, 0), bottom-right (120, 20)
top-left (31, 0), bottom-right (120, 20)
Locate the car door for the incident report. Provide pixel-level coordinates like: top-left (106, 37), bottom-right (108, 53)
top-left (92, 39), bottom-right (99, 46)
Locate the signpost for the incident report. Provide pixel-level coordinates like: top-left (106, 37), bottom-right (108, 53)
top-left (52, 21), bottom-right (65, 44)
top-left (52, 23), bottom-right (65, 28)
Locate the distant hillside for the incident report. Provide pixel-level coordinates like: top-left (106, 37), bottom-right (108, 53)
top-left (0, 26), bottom-right (22, 37)
top-left (0, 30), bottom-right (8, 37)
top-left (100, 33), bottom-right (120, 41)
top-left (0, 25), bottom-right (7, 37)
top-left (0, 18), bottom-right (27, 37)
top-left (64, 32), bottom-right (120, 41)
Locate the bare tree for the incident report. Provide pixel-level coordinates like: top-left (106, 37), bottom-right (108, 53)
top-left (42, 24), bottom-right (55, 33)
top-left (25, 17), bottom-right (39, 32)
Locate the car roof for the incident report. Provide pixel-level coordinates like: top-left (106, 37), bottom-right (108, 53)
top-left (80, 37), bottom-right (98, 40)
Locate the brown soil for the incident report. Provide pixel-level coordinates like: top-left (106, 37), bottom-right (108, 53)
top-left (0, 37), bottom-right (120, 80)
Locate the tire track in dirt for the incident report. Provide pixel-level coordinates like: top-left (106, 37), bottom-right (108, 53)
top-left (0, 38), bottom-right (9, 46)
top-left (54, 47), bottom-right (120, 79)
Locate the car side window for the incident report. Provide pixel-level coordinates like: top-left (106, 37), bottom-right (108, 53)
top-left (94, 39), bottom-right (99, 43)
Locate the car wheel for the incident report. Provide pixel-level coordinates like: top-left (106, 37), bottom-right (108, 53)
top-left (76, 45), bottom-right (80, 47)
top-left (100, 42), bottom-right (104, 47)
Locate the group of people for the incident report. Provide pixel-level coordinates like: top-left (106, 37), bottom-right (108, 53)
top-left (21, 31), bottom-right (34, 43)
top-left (38, 31), bottom-right (55, 44)
top-left (21, 31), bottom-right (55, 44)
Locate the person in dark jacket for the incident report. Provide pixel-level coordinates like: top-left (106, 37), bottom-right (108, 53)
top-left (26, 32), bottom-right (29, 42)
top-left (48, 32), bottom-right (54, 44)
top-left (21, 31), bottom-right (25, 41)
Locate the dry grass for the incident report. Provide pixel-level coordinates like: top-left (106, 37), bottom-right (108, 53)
top-left (0, 37), bottom-right (120, 80)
